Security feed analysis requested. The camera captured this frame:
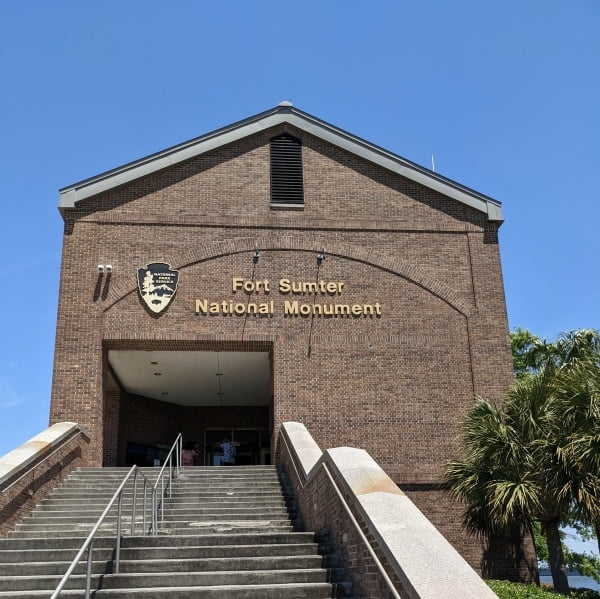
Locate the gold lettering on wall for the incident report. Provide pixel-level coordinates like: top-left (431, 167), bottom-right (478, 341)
top-left (194, 277), bottom-right (381, 318)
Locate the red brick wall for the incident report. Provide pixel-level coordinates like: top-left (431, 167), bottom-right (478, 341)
top-left (50, 123), bottom-right (519, 571)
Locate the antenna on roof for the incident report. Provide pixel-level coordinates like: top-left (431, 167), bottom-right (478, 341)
top-left (431, 154), bottom-right (436, 172)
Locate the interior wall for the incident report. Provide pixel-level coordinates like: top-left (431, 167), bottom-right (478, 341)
top-left (112, 392), bottom-right (270, 466)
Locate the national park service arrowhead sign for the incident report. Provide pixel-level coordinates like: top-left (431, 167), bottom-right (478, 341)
top-left (137, 263), bottom-right (179, 314)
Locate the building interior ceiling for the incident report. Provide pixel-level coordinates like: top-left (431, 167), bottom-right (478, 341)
top-left (108, 350), bottom-right (271, 407)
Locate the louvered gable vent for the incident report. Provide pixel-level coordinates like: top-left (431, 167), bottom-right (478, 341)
top-left (270, 133), bottom-right (304, 205)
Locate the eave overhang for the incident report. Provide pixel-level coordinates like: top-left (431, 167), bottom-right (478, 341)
top-left (58, 103), bottom-right (503, 222)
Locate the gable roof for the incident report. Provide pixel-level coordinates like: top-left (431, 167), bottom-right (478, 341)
top-left (59, 102), bottom-right (502, 221)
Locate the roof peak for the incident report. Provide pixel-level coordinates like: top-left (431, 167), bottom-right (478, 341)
top-left (59, 105), bottom-right (502, 222)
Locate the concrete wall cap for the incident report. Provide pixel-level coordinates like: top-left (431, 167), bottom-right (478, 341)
top-left (280, 425), bottom-right (497, 598)
top-left (324, 449), bottom-right (496, 598)
top-left (0, 422), bottom-right (84, 487)
top-left (282, 422), bottom-right (323, 477)
top-left (326, 446), bottom-right (403, 496)
top-left (336, 470), bottom-right (495, 596)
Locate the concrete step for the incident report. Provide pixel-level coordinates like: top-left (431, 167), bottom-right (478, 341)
top-left (10, 519), bottom-right (295, 536)
top-left (0, 555), bottom-right (325, 577)
top-left (125, 532), bottom-right (315, 547)
top-left (21, 510), bottom-right (166, 522)
top-left (174, 476), bottom-right (282, 482)
top-left (0, 570), bottom-right (333, 592)
top-left (36, 498), bottom-right (160, 507)
top-left (47, 489), bottom-right (285, 499)
top-left (187, 502), bottom-right (291, 512)
top-left (0, 583), bottom-right (344, 599)
top-left (168, 490), bottom-right (288, 498)
top-left (51, 478), bottom-right (281, 488)
top-left (162, 512), bottom-right (290, 523)
top-left (0, 559), bottom-right (112, 576)
top-left (0, 531), bottom-right (316, 550)
top-left (22, 513), bottom-right (157, 524)
top-left (116, 542), bottom-right (321, 560)
top-left (7, 525), bottom-right (297, 539)
top-left (176, 477), bottom-right (281, 484)
top-left (118, 555), bottom-right (324, 573)
top-left (0, 573), bottom-right (103, 592)
top-left (178, 467), bottom-right (277, 473)
top-left (33, 499), bottom-right (289, 512)
top-left (7, 529), bottom-right (122, 539)
top-left (0, 547), bottom-right (114, 563)
top-left (22, 503), bottom-right (289, 524)
top-left (150, 523), bottom-right (295, 535)
top-left (46, 490), bottom-right (168, 497)
top-left (0, 542), bottom-right (320, 565)
top-left (100, 568), bottom-right (330, 589)
top-left (0, 536), bottom-right (115, 550)
top-left (164, 507), bottom-right (291, 517)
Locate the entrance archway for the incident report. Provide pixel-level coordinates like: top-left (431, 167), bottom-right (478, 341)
top-left (105, 348), bottom-right (272, 466)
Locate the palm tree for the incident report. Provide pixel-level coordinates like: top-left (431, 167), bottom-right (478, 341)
top-left (445, 370), bottom-right (571, 594)
top-left (552, 356), bottom-right (600, 554)
top-left (536, 330), bottom-right (600, 556)
top-left (525, 329), bottom-right (600, 374)
top-left (446, 329), bottom-right (600, 594)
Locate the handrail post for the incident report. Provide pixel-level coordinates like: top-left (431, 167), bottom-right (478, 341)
top-left (152, 488), bottom-right (157, 536)
top-left (143, 478), bottom-right (147, 535)
top-left (166, 456), bottom-right (170, 501)
top-left (131, 469), bottom-right (138, 535)
top-left (85, 538), bottom-right (93, 599)
top-left (160, 473), bottom-right (165, 522)
top-left (146, 433), bottom-right (182, 536)
top-left (115, 491), bottom-right (122, 574)
top-left (168, 454), bottom-right (173, 499)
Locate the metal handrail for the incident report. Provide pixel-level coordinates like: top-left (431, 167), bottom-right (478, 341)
top-left (130, 467), bottom-right (153, 536)
top-left (50, 464), bottom-right (152, 599)
top-left (51, 434), bottom-right (183, 597)
top-left (151, 433), bottom-right (182, 533)
top-left (1, 430), bottom-right (87, 493)
top-left (280, 431), bottom-right (402, 599)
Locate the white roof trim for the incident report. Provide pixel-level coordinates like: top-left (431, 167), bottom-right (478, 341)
top-left (59, 105), bottom-right (502, 221)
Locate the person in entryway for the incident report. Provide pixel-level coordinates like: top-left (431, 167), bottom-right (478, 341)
top-left (181, 441), bottom-right (198, 466)
top-left (220, 438), bottom-right (236, 465)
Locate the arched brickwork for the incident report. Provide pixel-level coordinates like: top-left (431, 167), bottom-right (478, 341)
top-left (102, 236), bottom-right (475, 318)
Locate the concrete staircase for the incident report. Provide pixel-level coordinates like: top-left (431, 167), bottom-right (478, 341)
top-left (0, 465), bottom-right (352, 598)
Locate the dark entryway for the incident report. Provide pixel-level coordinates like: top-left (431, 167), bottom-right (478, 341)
top-left (105, 346), bottom-right (273, 466)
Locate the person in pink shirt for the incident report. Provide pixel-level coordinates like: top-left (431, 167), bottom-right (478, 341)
top-left (181, 441), bottom-right (197, 466)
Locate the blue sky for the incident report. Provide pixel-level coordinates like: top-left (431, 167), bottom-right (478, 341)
top-left (1, 1), bottom-right (599, 547)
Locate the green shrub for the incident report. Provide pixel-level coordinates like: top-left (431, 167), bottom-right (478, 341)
top-left (487, 580), bottom-right (600, 599)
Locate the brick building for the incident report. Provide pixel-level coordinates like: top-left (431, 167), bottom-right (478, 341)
top-left (51, 103), bottom-right (523, 574)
